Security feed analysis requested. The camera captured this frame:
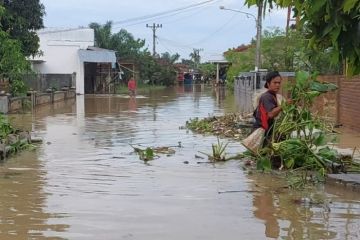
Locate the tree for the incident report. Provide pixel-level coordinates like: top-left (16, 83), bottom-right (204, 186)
top-left (111, 29), bottom-right (147, 60)
top-left (90, 21), bottom-right (147, 60)
top-left (224, 27), bottom-right (341, 89)
top-left (198, 63), bottom-right (216, 79)
top-left (1, 0), bottom-right (45, 57)
top-left (181, 59), bottom-right (194, 67)
top-left (89, 22), bottom-right (112, 49)
top-left (0, 6), bottom-right (30, 95)
top-left (160, 52), bottom-right (180, 65)
top-left (90, 22), bottom-right (179, 86)
top-left (189, 49), bottom-right (202, 69)
top-left (224, 47), bottom-right (255, 87)
top-left (245, 0), bottom-right (360, 75)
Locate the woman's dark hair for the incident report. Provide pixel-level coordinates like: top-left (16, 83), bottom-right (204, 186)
top-left (264, 71), bottom-right (281, 88)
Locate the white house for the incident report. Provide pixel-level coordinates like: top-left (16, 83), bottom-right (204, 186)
top-left (31, 28), bottom-right (116, 94)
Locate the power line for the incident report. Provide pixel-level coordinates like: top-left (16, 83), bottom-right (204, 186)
top-left (39, 0), bottom-right (219, 34)
top-left (156, 38), bottom-right (174, 54)
top-left (185, 13), bottom-right (238, 46)
top-left (156, 12), bottom-right (238, 50)
top-left (114, 1), bottom-right (220, 29)
top-left (160, 4), bottom-right (213, 25)
top-left (112, 0), bottom-right (217, 26)
top-left (157, 36), bottom-right (195, 50)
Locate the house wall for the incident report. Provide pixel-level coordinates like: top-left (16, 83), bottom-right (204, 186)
top-left (31, 28), bottom-right (94, 95)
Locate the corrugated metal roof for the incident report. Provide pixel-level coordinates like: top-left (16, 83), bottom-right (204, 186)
top-left (78, 49), bottom-right (116, 63)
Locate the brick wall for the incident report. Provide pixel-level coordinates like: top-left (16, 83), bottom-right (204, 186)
top-left (279, 75), bottom-right (360, 132)
top-left (338, 76), bottom-right (360, 131)
top-left (315, 75), bottom-right (360, 132)
top-left (314, 75), bottom-right (339, 124)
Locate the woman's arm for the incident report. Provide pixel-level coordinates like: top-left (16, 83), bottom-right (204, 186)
top-left (268, 106), bottom-right (282, 119)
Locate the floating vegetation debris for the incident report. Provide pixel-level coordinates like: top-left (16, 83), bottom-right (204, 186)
top-left (130, 143), bottom-right (180, 161)
top-left (186, 114), bottom-right (252, 139)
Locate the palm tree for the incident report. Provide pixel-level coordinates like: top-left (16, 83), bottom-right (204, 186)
top-left (189, 49), bottom-right (201, 69)
top-left (89, 21), bottom-right (113, 49)
top-left (161, 52), bottom-right (180, 64)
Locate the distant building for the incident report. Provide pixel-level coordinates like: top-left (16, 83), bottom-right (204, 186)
top-left (30, 28), bottom-right (117, 94)
top-left (208, 57), bottom-right (231, 85)
top-left (174, 63), bottom-right (190, 84)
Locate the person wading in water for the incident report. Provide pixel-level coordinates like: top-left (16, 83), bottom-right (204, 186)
top-left (242, 71), bottom-right (291, 155)
top-left (128, 77), bottom-right (137, 97)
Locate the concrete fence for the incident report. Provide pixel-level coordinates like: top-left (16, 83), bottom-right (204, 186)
top-left (22, 73), bottom-right (75, 92)
top-left (0, 89), bottom-right (76, 114)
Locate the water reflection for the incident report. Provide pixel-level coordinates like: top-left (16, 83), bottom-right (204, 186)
top-left (0, 151), bottom-right (69, 240)
top-left (250, 174), bottom-right (360, 239)
top-left (213, 86), bottom-right (226, 108)
top-left (184, 84), bottom-right (193, 93)
top-left (128, 97), bottom-right (137, 112)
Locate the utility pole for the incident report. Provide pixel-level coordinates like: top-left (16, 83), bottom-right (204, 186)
top-left (146, 23), bottom-right (162, 57)
top-left (286, 6), bottom-right (299, 36)
top-left (255, 2), bottom-right (262, 72)
top-left (219, 5), bottom-right (261, 71)
top-left (192, 48), bottom-right (203, 69)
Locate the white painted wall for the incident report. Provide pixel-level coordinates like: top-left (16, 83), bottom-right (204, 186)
top-left (31, 28), bottom-right (95, 94)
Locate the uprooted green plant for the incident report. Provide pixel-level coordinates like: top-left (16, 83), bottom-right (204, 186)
top-left (255, 71), bottom-right (360, 187)
top-left (131, 145), bottom-right (155, 161)
top-left (130, 143), bottom-right (179, 162)
top-left (199, 138), bottom-right (229, 162)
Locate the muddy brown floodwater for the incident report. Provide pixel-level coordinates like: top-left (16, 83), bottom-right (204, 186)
top-left (0, 85), bottom-right (359, 240)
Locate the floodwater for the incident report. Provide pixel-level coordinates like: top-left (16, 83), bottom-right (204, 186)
top-left (1, 85), bottom-right (359, 240)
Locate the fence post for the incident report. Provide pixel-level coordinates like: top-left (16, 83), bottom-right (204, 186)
top-left (0, 94), bottom-right (9, 114)
top-left (29, 90), bottom-right (37, 109)
top-left (336, 76), bottom-right (341, 125)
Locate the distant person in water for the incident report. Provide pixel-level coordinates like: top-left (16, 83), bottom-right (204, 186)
top-left (128, 77), bottom-right (137, 97)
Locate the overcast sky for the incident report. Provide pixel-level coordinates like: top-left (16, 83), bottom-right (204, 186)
top-left (40, 0), bottom-right (287, 62)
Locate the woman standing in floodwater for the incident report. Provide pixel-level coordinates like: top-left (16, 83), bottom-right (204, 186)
top-left (128, 77), bottom-right (137, 96)
top-left (253, 71), bottom-right (283, 134)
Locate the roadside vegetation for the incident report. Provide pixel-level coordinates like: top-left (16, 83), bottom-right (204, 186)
top-left (0, 114), bottom-right (37, 159)
top-left (187, 71), bottom-right (360, 188)
top-left (225, 28), bottom-right (343, 90)
top-left (245, 0), bottom-right (360, 76)
top-left (0, 1), bottom-right (45, 96)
